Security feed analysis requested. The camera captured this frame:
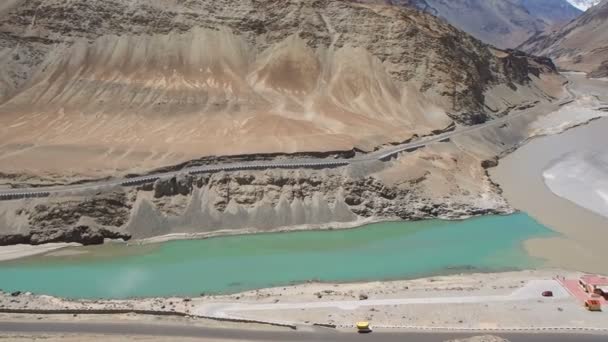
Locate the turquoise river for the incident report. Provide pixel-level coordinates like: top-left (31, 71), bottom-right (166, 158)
top-left (0, 213), bottom-right (556, 299)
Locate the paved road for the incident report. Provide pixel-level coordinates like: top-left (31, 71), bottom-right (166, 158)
top-left (0, 88), bottom-right (577, 201)
top-left (0, 321), bottom-right (607, 342)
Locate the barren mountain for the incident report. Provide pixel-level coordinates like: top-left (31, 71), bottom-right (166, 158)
top-left (521, 0), bottom-right (582, 29)
top-left (381, 0), bottom-right (582, 48)
top-left (520, 0), bottom-right (608, 77)
top-left (0, 0), bottom-right (562, 179)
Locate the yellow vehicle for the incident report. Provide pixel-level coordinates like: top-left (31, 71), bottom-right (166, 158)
top-left (585, 296), bottom-right (602, 312)
top-left (356, 321), bottom-right (372, 333)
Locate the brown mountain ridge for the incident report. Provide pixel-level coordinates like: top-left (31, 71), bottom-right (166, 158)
top-left (0, 0), bottom-right (562, 178)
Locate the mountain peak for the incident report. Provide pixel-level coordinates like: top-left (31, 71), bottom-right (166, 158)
top-left (567, 0), bottom-right (602, 11)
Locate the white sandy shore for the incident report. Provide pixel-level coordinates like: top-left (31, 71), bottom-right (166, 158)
top-left (0, 243), bottom-right (81, 262)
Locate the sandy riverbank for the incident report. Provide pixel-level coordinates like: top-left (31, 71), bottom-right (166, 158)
top-left (136, 216), bottom-right (384, 245)
top-left (0, 243), bottom-right (81, 262)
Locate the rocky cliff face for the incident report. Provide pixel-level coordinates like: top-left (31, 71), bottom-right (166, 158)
top-left (519, 0), bottom-right (608, 77)
top-left (0, 0), bottom-right (561, 179)
top-left (0, 192), bottom-right (132, 245)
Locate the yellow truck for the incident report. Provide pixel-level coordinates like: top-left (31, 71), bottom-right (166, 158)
top-left (356, 321), bottom-right (372, 333)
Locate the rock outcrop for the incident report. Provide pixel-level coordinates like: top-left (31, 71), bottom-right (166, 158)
top-left (0, 225), bottom-right (130, 246)
top-left (0, 192), bottom-right (133, 246)
top-left (27, 192), bottom-right (131, 229)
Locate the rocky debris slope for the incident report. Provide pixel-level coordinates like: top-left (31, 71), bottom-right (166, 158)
top-left (519, 0), bottom-right (608, 77)
top-left (0, 0), bottom-right (562, 178)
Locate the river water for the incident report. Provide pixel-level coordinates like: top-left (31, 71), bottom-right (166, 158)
top-left (0, 213), bottom-right (554, 299)
top-left (490, 117), bottom-right (608, 274)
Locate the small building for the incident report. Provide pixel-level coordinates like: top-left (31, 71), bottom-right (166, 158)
top-left (578, 275), bottom-right (608, 299)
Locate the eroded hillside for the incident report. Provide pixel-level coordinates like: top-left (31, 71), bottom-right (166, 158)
top-left (0, 0), bottom-right (562, 178)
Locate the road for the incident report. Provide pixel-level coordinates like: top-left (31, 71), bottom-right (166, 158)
top-left (0, 89), bottom-right (577, 201)
top-left (1, 321), bottom-right (607, 342)
top-left (195, 280), bottom-right (570, 320)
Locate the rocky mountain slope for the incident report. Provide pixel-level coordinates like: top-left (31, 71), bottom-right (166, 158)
top-left (521, 0), bottom-right (583, 29)
top-left (0, 0), bottom-right (561, 179)
top-left (519, 0), bottom-right (608, 77)
top-left (383, 0), bottom-right (582, 48)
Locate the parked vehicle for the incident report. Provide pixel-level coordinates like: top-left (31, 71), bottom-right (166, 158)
top-left (356, 321), bottom-right (372, 333)
top-left (584, 296), bottom-right (602, 312)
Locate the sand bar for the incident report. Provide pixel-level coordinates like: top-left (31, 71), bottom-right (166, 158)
top-left (0, 243), bottom-right (81, 262)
